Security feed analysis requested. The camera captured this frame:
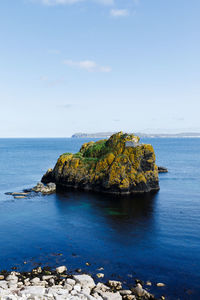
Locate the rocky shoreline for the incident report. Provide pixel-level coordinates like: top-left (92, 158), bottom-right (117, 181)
top-left (0, 266), bottom-right (166, 300)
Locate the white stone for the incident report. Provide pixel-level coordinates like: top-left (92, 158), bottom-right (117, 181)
top-left (66, 278), bottom-right (76, 286)
top-left (17, 282), bottom-right (24, 287)
top-left (64, 283), bottom-right (73, 291)
top-left (93, 283), bottom-right (110, 294)
top-left (81, 287), bottom-right (91, 295)
top-left (73, 275), bottom-right (95, 289)
top-left (50, 285), bottom-right (63, 289)
top-left (73, 284), bottom-right (81, 292)
top-left (0, 280), bottom-right (8, 289)
top-left (80, 292), bottom-right (97, 300)
top-left (42, 275), bottom-right (55, 281)
top-left (92, 292), bottom-right (104, 300)
top-left (20, 286), bottom-right (45, 296)
top-left (119, 290), bottom-right (132, 296)
top-left (10, 272), bottom-right (20, 276)
top-left (100, 291), bottom-right (122, 300)
top-left (8, 282), bottom-right (18, 289)
top-left (56, 266), bottom-right (67, 274)
top-left (70, 289), bottom-right (78, 296)
top-left (6, 275), bottom-right (18, 283)
top-left (30, 277), bottom-right (41, 284)
top-left (52, 287), bottom-right (69, 296)
top-left (49, 278), bottom-right (55, 285)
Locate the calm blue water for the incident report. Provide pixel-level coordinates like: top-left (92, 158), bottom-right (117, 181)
top-left (0, 138), bottom-right (200, 299)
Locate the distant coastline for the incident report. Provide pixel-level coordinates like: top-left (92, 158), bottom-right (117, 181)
top-left (72, 132), bottom-right (200, 138)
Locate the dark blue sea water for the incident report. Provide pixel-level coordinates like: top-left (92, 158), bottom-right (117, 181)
top-left (0, 138), bottom-right (200, 299)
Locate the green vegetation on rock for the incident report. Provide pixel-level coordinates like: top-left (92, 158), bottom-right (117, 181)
top-left (42, 132), bottom-right (160, 194)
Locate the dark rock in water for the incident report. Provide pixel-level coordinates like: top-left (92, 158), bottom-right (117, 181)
top-left (42, 132), bottom-right (160, 195)
top-left (32, 182), bottom-right (56, 194)
top-left (41, 168), bottom-right (53, 183)
top-left (158, 166), bottom-right (168, 173)
top-left (75, 268), bottom-right (82, 273)
top-left (23, 188), bottom-right (33, 193)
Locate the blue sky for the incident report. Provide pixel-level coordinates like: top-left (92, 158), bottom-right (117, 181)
top-left (0, 0), bottom-right (200, 137)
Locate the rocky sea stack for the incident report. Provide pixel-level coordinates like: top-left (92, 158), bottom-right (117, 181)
top-left (42, 132), bottom-right (160, 194)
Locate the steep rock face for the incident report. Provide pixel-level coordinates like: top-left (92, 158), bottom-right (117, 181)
top-left (42, 132), bottom-right (159, 194)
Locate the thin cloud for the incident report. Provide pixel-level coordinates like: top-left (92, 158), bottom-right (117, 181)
top-left (35, 0), bottom-right (83, 5)
top-left (110, 9), bottom-right (129, 17)
top-left (34, 0), bottom-right (114, 6)
top-left (63, 60), bottom-right (111, 72)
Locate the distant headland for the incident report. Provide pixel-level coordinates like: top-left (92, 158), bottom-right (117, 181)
top-left (72, 132), bottom-right (200, 138)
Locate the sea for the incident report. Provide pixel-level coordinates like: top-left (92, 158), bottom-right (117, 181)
top-left (0, 138), bottom-right (200, 299)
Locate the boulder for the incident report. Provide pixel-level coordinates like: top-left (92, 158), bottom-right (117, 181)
top-left (0, 281), bottom-right (8, 289)
top-left (73, 274), bottom-right (95, 289)
top-left (119, 290), bottom-right (132, 295)
top-left (108, 280), bottom-right (122, 290)
top-left (96, 273), bottom-right (104, 278)
top-left (19, 286), bottom-right (45, 297)
top-left (42, 132), bottom-right (159, 194)
top-left (123, 296), bottom-right (136, 300)
top-left (32, 182), bottom-right (56, 194)
top-left (131, 283), bottom-right (152, 299)
top-left (30, 277), bottom-right (40, 284)
top-left (66, 278), bottom-right (76, 286)
top-left (56, 266), bottom-right (67, 274)
top-left (93, 282), bottom-right (110, 294)
top-left (100, 291), bottom-right (122, 300)
top-left (6, 274), bottom-right (18, 284)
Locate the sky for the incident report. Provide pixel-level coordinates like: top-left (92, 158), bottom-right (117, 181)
top-left (0, 0), bottom-right (200, 137)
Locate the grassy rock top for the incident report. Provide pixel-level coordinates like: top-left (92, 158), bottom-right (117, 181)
top-left (42, 132), bottom-right (159, 194)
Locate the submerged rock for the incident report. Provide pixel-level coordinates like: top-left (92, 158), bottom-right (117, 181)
top-left (42, 132), bottom-right (160, 195)
top-left (156, 282), bottom-right (165, 287)
top-left (14, 196), bottom-right (26, 199)
top-left (96, 273), bottom-right (104, 278)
